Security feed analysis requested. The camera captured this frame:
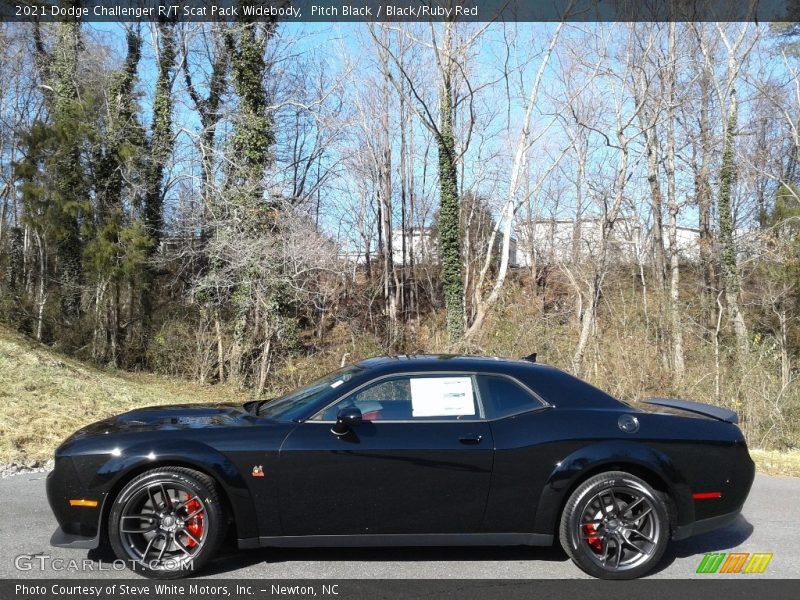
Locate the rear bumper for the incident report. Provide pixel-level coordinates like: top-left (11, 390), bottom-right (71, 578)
top-left (672, 443), bottom-right (753, 541)
top-left (672, 509), bottom-right (741, 541)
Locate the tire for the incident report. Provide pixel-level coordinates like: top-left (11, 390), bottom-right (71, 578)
top-left (108, 466), bottom-right (226, 578)
top-left (559, 471), bottom-right (669, 579)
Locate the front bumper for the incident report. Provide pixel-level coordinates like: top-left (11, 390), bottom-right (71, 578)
top-left (46, 457), bottom-right (106, 543)
top-left (50, 526), bottom-right (100, 549)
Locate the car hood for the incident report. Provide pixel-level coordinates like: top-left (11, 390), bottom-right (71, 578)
top-left (67, 403), bottom-right (257, 440)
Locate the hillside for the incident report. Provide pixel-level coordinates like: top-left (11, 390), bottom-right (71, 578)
top-left (0, 324), bottom-right (798, 476)
top-left (0, 325), bottom-right (247, 464)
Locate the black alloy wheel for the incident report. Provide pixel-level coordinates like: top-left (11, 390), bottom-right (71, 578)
top-left (559, 471), bottom-right (670, 579)
top-left (108, 467), bottom-right (226, 578)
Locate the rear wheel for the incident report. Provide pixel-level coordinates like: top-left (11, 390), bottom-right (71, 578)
top-left (108, 467), bottom-right (226, 578)
top-left (559, 471), bottom-right (669, 579)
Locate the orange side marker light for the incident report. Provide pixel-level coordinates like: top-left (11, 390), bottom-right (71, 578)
top-left (69, 499), bottom-right (98, 507)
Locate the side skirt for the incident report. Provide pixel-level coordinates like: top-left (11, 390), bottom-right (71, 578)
top-left (239, 533), bottom-right (553, 549)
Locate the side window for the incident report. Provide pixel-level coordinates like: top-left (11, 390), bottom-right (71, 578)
top-left (478, 375), bottom-right (543, 419)
top-left (312, 375), bottom-right (480, 421)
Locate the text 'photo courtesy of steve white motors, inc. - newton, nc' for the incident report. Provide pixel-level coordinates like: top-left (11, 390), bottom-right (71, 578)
top-left (10, 2), bottom-right (477, 19)
top-left (14, 582), bottom-right (341, 597)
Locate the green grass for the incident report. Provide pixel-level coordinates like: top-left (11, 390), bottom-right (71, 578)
top-left (0, 326), bottom-right (247, 463)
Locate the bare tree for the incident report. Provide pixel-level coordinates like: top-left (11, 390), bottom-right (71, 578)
top-left (369, 20), bottom-right (489, 343)
top-left (564, 26), bottom-right (648, 374)
top-left (696, 23), bottom-right (758, 359)
top-left (664, 23), bottom-right (685, 380)
top-left (463, 21), bottom-right (569, 339)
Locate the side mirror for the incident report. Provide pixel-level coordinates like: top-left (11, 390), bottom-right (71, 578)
top-left (331, 407), bottom-right (363, 436)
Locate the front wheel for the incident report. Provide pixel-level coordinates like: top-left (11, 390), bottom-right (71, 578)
top-left (108, 466), bottom-right (226, 578)
top-left (559, 471), bottom-right (669, 579)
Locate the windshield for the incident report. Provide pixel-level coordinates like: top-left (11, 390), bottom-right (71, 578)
top-left (256, 365), bottom-right (364, 421)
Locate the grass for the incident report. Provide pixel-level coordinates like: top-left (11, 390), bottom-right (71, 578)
top-left (1, 324), bottom-right (799, 477)
top-left (749, 449), bottom-right (800, 477)
top-left (0, 325), bottom-right (247, 464)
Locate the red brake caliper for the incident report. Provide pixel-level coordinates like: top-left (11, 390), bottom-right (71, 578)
top-left (583, 523), bottom-right (603, 552)
top-left (183, 496), bottom-right (204, 548)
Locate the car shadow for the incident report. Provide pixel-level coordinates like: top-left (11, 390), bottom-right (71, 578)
top-left (646, 514), bottom-right (754, 576)
top-left (201, 540), bottom-right (570, 576)
top-left (88, 518), bottom-right (751, 578)
top-left (84, 534), bottom-right (569, 577)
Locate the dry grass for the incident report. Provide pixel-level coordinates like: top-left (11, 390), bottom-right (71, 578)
top-left (2, 321), bottom-right (800, 478)
top-left (0, 325), bottom-right (247, 463)
top-left (749, 449), bottom-right (800, 477)
top-left (468, 274), bottom-right (800, 452)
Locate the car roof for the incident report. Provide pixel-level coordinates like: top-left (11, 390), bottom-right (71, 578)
top-left (351, 355), bottom-right (623, 409)
top-left (358, 354), bottom-right (535, 368)
top-left (355, 354), bottom-right (537, 371)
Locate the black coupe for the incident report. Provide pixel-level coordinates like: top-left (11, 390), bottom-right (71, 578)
top-left (47, 355), bottom-right (754, 579)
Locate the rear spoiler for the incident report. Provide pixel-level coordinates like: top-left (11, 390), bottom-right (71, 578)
top-left (643, 397), bottom-right (738, 424)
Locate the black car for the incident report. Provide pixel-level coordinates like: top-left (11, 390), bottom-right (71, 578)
top-left (47, 355), bottom-right (754, 579)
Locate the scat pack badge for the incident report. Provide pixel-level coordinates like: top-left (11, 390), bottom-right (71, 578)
top-left (252, 465), bottom-right (264, 478)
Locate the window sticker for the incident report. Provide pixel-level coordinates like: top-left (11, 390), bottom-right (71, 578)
top-left (330, 379), bottom-right (344, 388)
top-left (410, 377), bottom-right (475, 417)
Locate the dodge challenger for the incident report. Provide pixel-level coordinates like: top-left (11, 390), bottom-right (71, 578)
top-left (47, 355), bottom-right (755, 579)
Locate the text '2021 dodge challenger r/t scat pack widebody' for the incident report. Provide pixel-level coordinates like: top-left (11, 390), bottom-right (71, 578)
top-left (47, 355), bottom-right (754, 579)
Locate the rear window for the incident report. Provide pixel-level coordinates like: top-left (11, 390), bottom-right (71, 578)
top-left (478, 375), bottom-right (544, 419)
top-left (517, 365), bottom-right (622, 409)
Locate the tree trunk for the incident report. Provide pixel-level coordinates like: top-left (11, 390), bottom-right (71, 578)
top-left (777, 300), bottom-right (790, 390)
top-left (644, 128), bottom-right (667, 292)
top-left (572, 278), bottom-right (598, 375)
top-left (437, 23), bottom-right (464, 342)
top-left (718, 91), bottom-right (749, 358)
top-left (696, 51), bottom-right (716, 335)
top-left (141, 23), bottom-right (177, 349)
top-left (256, 336), bottom-right (273, 396)
top-left (34, 231), bottom-right (47, 342)
top-left (215, 313), bottom-right (225, 383)
top-left (378, 33), bottom-right (397, 343)
top-left (666, 23), bottom-right (685, 381)
top-left (463, 20), bottom-right (565, 340)
top-left (642, 121), bottom-right (670, 370)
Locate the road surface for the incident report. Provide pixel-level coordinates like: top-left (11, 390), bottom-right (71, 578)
top-left (1, 473), bottom-right (796, 579)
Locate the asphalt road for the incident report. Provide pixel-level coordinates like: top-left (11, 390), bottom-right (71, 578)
top-left (1, 473), bottom-right (797, 579)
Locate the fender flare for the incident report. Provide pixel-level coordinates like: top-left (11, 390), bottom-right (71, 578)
top-left (532, 440), bottom-right (694, 534)
top-left (89, 440), bottom-right (258, 542)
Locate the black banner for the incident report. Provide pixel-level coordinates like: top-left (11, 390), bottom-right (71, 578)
top-left (0, 0), bottom-right (797, 23)
top-left (4, 579), bottom-right (800, 600)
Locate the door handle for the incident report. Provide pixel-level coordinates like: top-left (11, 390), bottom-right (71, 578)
top-left (459, 434), bottom-right (483, 445)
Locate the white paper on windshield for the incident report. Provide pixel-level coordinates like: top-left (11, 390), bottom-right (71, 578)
top-left (410, 377), bottom-right (475, 417)
top-left (330, 379), bottom-right (344, 388)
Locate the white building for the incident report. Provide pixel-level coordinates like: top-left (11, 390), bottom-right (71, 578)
top-left (390, 227), bottom-right (520, 268)
top-left (515, 218), bottom-right (643, 267)
top-left (514, 217), bottom-right (708, 267)
top-left (391, 227), bottom-right (438, 266)
top-left (339, 217), bottom-right (757, 270)
top-left (664, 226), bottom-right (701, 261)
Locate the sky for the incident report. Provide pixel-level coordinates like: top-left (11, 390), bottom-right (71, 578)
top-left (66, 20), bottom-right (793, 253)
